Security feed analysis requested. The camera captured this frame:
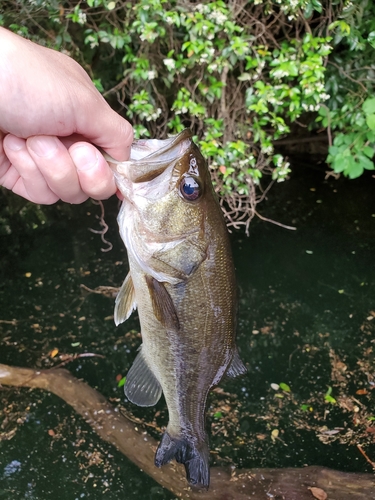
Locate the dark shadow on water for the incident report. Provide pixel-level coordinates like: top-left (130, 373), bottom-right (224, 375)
top-left (0, 157), bottom-right (374, 498)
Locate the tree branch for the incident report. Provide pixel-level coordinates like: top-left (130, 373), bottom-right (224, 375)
top-left (0, 363), bottom-right (373, 499)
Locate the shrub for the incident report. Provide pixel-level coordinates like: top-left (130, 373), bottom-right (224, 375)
top-left (1, 1), bottom-right (373, 232)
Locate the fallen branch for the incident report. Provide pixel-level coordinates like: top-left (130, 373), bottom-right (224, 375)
top-left (357, 444), bottom-right (375, 472)
top-left (80, 283), bottom-right (119, 298)
top-left (0, 363), bottom-right (373, 499)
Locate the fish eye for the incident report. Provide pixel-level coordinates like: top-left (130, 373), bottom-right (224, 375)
top-left (179, 176), bottom-right (202, 201)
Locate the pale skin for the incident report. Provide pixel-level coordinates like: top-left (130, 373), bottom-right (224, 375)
top-left (0, 27), bottom-right (133, 204)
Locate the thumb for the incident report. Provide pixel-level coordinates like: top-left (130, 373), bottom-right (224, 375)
top-left (77, 100), bottom-right (133, 162)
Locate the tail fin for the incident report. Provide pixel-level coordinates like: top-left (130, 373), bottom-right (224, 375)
top-left (155, 431), bottom-right (210, 488)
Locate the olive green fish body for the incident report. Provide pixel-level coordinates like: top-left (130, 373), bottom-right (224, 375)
top-left (109, 131), bottom-right (246, 488)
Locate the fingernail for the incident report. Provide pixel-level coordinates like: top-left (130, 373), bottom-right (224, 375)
top-left (5, 135), bottom-right (24, 151)
top-left (71, 145), bottom-right (99, 171)
top-left (29, 136), bottom-right (59, 157)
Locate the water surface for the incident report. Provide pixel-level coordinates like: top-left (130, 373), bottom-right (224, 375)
top-left (0, 158), bottom-right (374, 498)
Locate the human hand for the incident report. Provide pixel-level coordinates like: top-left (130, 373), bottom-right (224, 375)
top-left (0, 27), bottom-right (133, 204)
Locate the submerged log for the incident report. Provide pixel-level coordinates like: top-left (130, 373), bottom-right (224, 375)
top-left (0, 363), bottom-right (374, 499)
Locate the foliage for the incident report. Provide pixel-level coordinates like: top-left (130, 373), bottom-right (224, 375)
top-left (319, 0), bottom-right (375, 180)
top-left (1, 1), bottom-right (374, 230)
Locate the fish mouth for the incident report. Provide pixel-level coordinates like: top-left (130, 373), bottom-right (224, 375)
top-left (106, 129), bottom-right (193, 183)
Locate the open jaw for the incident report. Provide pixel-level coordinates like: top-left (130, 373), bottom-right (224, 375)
top-left (107, 130), bottom-right (193, 183)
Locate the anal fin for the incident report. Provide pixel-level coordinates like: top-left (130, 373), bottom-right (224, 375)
top-left (114, 272), bottom-right (136, 326)
top-left (226, 348), bottom-right (247, 378)
top-left (124, 346), bottom-right (162, 407)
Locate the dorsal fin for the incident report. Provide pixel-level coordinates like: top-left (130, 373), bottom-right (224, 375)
top-left (145, 275), bottom-right (180, 330)
top-left (114, 272), bottom-right (137, 326)
top-left (125, 346), bottom-right (162, 407)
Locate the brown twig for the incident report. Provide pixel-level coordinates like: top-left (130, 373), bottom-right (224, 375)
top-left (357, 445), bottom-right (375, 471)
top-left (255, 211), bottom-right (297, 231)
top-left (51, 353), bottom-right (106, 370)
top-left (80, 284), bottom-right (119, 299)
top-left (0, 319), bottom-right (17, 325)
top-left (89, 200), bottom-right (113, 252)
top-left (328, 60), bottom-right (369, 95)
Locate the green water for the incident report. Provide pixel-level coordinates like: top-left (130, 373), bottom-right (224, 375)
top-left (0, 158), bottom-right (374, 499)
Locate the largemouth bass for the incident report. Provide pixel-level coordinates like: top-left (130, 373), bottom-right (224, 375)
top-left (108, 130), bottom-right (246, 488)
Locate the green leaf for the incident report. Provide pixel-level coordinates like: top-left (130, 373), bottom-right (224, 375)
top-left (279, 382), bottom-right (291, 392)
top-left (368, 31), bottom-right (375, 49)
top-left (324, 386), bottom-right (336, 404)
top-left (357, 154), bottom-right (375, 170)
top-left (311, 0), bottom-right (323, 13)
top-left (318, 106), bottom-right (328, 117)
top-left (304, 3), bottom-right (313, 18)
top-left (325, 394), bottom-right (336, 404)
top-left (117, 376), bottom-right (126, 388)
top-left (332, 155), bottom-right (347, 173)
top-left (366, 114), bottom-right (375, 131)
top-left (362, 146), bottom-right (375, 158)
top-left (362, 98), bottom-right (375, 116)
top-left (93, 79), bottom-right (104, 92)
top-left (332, 134), bottom-right (346, 147)
top-left (282, 61), bottom-right (298, 76)
top-left (328, 145), bottom-right (339, 156)
top-left (347, 159), bottom-right (364, 179)
top-left (214, 411), bottom-right (223, 419)
top-left (328, 20), bottom-right (350, 35)
top-left (304, 0), bottom-right (322, 18)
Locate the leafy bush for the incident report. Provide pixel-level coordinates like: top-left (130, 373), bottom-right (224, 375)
top-left (1, 1), bottom-right (374, 231)
top-left (319, 0), bottom-right (375, 180)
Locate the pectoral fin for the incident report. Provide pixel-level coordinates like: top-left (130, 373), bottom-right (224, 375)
top-left (114, 273), bottom-right (137, 326)
top-left (125, 347), bottom-right (162, 407)
top-left (145, 275), bottom-right (180, 330)
top-left (226, 349), bottom-right (247, 378)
